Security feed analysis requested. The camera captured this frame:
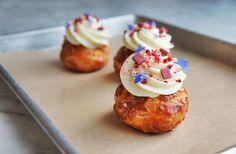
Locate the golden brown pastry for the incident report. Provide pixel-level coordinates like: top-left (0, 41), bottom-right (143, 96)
top-left (114, 48), bottom-right (189, 133)
top-left (114, 84), bottom-right (189, 133)
top-left (60, 14), bottom-right (110, 72)
top-left (60, 39), bottom-right (109, 72)
top-left (114, 46), bottom-right (133, 76)
top-left (114, 22), bottom-right (174, 76)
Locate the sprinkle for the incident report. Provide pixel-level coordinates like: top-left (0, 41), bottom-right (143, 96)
top-left (141, 79), bottom-right (148, 84)
top-left (132, 53), bottom-right (146, 65)
top-left (74, 17), bottom-right (82, 24)
top-left (150, 20), bottom-right (157, 27)
top-left (65, 22), bottom-right (70, 29)
top-left (137, 22), bottom-right (144, 27)
top-left (175, 57), bottom-right (189, 71)
top-left (160, 48), bottom-right (169, 56)
top-left (161, 68), bottom-right (172, 79)
top-left (163, 59), bottom-right (168, 63)
top-left (168, 64), bottom-right (173, 69)
top-left (175, 79), bottom-right (181, 83)
top-left (146, 50), bottom-right (151, 56)
top-left (152, 51), bottom-right (157, 56)
top-left (134, 73), bottom-right (145, 83)
top-left (167, 55), bottom-right (173, 61)
top-left (135, 44), bottom-right (145, 53)
top-left (155, 57), bottom-right (160, 63)
top-left (128, 24), bottom-right (134, 31)
top-left (159, 27), bottom-right (168, 34)
top-left (97, 27), bottom-right (104, 31)
top-left (83, 13), bottom-right (90, 20)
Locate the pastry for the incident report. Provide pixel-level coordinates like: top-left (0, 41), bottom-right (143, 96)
top-left (60, 14), bottom-right (110, 72)
top-left (114, 21), bottom-right (174, 76)
top-left (114, 47), bottom-right (189, 133)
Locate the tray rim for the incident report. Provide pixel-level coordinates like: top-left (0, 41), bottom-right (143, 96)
top-left (0, 64), bottom-right (78, 154)
top-left (0, 14), bottom-right (236, 154)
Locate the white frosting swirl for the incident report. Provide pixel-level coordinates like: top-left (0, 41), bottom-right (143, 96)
top-left (65, 14), bottom-right (110, 49)
top-left (124, 23), bottom-right (174, 51)
top-left (120, 49), bottom-right (186, 98)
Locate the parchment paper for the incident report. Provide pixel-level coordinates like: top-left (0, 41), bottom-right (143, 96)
top-left (1, 35), bottom-right (236, 154)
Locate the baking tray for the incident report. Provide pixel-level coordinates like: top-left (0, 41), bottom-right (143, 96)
top-left (0, 14), bottom-right (236, 154)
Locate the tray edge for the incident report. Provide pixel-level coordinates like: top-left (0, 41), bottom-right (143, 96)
top-left (0, 64), bottom-right (78, 154)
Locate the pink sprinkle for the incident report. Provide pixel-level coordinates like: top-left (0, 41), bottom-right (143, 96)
top-left (163, 59), bottom-right (168, 63)
top-left (167, 55), bottom-right (173, 61)
top-left (160, 48), bottom-right (169, 56)
top-left (84, 14), bottom-right (89, 20)
top-left (141, 79), bottom-right (148, 84)
top-left (74, 17), bottom-right (82, 24)
top-left (137, 22), bottom-right (144, 27)
top-left (168, 64), bottom-right (173, 69)
top-left (152, 51), bottom-right (157, 56)
top-left (146, 50), bottom-right (151, 56)
top-left (159, 27), bottom-right (168, 34)
top-left (175, 79), bottom-right (181, 83)
top-left (132, 53), bottom-right (146, 65)
top-left (161, 68), bottom-right (172, 79)
top-left (155, 57), bottom-right (160, 63)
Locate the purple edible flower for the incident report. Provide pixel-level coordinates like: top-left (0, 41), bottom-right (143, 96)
top-left (134, 73), bottom-right (145, 83)
top-left (135, 44), bottom-right (145, 53)
top-left (127, 24), bottom-right (134, 31)
top-left (175, 57), bottom-right (189, 71)
top-left (65, 22), bottom-right (70, 29)
top-left (150, 20), bottom-right (157, 27)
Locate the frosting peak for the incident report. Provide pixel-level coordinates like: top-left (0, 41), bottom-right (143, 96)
top-left (65, 14), bottom-right (110, 49)
top-left (120, 47), bottom-right (187, 98)
top-left (123, 22), bottom-right (174, 51)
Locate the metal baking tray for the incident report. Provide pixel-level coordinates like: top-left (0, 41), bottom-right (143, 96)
top-left (0, 14), bottom-right (236, 154)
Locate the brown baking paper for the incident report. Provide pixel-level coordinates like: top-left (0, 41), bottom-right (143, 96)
top-left (1, 35), bottom-right (236, 154)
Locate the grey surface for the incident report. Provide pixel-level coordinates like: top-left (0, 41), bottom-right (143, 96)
top-left (0, 64), bottom-right (78, 154)
top-left (0, 77), bottom-right (59, 154)
top-left (0, 0), bottom-right (236, 44)
top-left (0, 0), bottom-right (236, 153)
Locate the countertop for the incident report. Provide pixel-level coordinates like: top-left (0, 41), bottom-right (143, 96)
top-left (0, 0), bottom-right (235, 153)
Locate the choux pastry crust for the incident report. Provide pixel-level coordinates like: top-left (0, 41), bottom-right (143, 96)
top-left (60, 39), bottom-right (109, 72)
top-left (113, 46), bottom-right (133, 76)
top-left (114, 84), bottom-right (189, 133)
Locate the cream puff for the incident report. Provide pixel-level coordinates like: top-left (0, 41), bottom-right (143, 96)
top-left (114, 22), bottom-right (174, 76)
top-left (114, 47), bottom-right (189, 133)
top-left (60, 14), bottom-right (110, 72)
